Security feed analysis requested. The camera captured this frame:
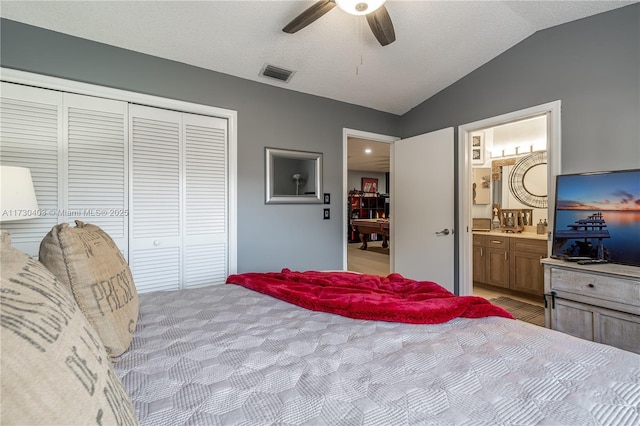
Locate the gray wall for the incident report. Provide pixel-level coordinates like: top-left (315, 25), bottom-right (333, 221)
top-left (0, 19), bottom-right (401, 273)
top-left (2, 4), bottom-right (638, 274)
top-left (401, 4), bottom-right (640, 175)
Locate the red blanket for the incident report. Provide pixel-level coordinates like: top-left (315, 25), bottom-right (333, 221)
top-left (226, 269), bottom-right (513, 324)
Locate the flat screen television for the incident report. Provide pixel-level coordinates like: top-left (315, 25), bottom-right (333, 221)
top-left (552, 169), bottom-right (640, 266)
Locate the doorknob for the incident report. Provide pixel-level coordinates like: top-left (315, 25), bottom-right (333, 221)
top-left (435, 228), bottom-right (450, 236)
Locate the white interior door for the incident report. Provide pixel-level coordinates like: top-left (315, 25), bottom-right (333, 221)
top-left (391, 127), bottom-right (455, 292)
top-left (129, 104), bottom-right (230, 293)
top-left (182, 113), bottom-right (229, 288)
top-left (129, 105), bottom-right (182, 292)
top-left (0, 83), bottom-right (128, 257)
top-left (64, 93), bottom-right (128, 258)
top-left (0, 82), bottom-right (62, 256)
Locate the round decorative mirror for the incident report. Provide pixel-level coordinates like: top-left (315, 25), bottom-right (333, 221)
top-left (508, 151), bottom-right (547, 208)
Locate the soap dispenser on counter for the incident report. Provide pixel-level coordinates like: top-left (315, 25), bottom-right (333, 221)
top-left (537, 219), bottom-right (545, 235)
top-left (492, 206), bottom-right (500, 230)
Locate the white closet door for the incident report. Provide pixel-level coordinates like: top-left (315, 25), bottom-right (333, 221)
top-left (0, 82), bottom-right (63, 256)
top-left (183, 113), bottom-right (228, 288)
top-left (129, 105), bottom-right (182, 292)
top-left (64, 93), bottom-right (128, 257)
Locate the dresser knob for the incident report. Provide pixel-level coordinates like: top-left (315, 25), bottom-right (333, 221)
top-left (153, 240), bottom-right (161, 246)
top-left (588, 283), bottom-right (595, 288)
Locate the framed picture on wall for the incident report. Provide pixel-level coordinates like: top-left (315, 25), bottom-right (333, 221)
top-left (361, 177), bottom-right (378, 193)
top-left (472, 133), bottom-right (485, 164)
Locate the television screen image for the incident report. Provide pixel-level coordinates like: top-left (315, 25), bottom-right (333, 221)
top-left (552, 169), bottom-right (640, 266)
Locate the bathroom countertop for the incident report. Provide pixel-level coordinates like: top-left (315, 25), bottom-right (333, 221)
top-left (472, 229), bottom-right (548, 240)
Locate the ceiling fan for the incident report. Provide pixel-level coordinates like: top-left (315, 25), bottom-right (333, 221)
top-left (283, 0), bottom-right (396, 47)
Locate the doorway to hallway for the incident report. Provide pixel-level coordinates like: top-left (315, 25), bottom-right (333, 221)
top-left (346, 136), bottom-right (391, 275)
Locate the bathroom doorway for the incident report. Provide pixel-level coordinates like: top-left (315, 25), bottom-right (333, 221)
top-left (458, 100), bottom-right (562, 297)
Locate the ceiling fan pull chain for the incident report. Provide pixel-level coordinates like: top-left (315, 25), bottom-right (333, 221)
top-left (358, 17), bottom-right (362, 74)
top-left (356, 16), bottom-right (364, 75)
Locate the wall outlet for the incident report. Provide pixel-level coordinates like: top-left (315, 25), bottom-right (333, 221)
top-left (323, 208), bottom-right (330, 220)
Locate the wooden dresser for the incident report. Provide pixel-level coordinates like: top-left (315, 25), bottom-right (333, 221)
top-left (542, 258), bottom-right (640, 354)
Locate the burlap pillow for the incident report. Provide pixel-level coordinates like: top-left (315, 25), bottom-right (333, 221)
top-left (0, 243), bottom-right (138, 425)
top-left (39, 221), bottom-right (139, 358)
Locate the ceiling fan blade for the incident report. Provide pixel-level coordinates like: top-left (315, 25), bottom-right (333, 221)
top-left (283, 0), bottom-right (336, 34)
top-left (366, 5), bottom-right (396, 46)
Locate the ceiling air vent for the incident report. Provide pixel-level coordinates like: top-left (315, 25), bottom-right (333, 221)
top-left (260, 64), bottom-right (295, 83)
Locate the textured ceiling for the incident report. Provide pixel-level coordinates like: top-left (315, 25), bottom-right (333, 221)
top-left (1, 1), bottom-right (635, 115)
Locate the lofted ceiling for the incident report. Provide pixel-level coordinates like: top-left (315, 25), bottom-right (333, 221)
top-left (1, 1), bottom-right (635, 115)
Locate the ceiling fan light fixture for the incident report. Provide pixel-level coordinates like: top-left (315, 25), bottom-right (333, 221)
top-left (335, 0), bottom-right (386, 16)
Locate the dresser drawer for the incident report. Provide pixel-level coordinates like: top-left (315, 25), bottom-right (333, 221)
top-left (510, 238), bottom-right (547, 255)
top-left (485, 236), bottom-right (508, 248)
top-left (549, 267), bottom-right (640, 308)
top-left (473, 235), bottom-right (485, 246)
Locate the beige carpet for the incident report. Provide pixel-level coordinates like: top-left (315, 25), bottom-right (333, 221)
top-left (490, 296), bottom-right (546, 327)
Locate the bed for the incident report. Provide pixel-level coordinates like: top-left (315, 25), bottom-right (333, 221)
top-left (113, 274), bottom-right (640, 425)
top-left (2, 222), bottom-right (639, 426)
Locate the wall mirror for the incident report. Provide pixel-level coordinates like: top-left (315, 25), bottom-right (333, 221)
top-left (265, 147), bottom-right (323, 204)
top-left (508, 150), bottom-right (548, 209)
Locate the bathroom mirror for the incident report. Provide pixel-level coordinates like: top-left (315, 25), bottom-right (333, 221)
top-left (265, 147), bottom-right (323, 204)
top-left (508, 150), bottom-right (548, 209)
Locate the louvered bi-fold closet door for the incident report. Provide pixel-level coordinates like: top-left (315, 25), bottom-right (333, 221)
top-left (0, 83), bottom-right (128, 257)
top-left (129, 105), bottom-right (182, 292)
top-left (129, 105), bottom-right (229, 292)
top-left (64, 94), bottom-right (128, 257)
top-left (183, 113), bottom-right (228, 288)
top-left (0, 82), bottom-right (63, 256)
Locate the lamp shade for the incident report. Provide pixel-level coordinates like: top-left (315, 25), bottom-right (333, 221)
top-left (335, 0), bottom-right (386, 15)
top-left (0, 166), bottom-right (39, 222)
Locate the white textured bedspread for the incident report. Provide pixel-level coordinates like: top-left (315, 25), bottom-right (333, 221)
top-left (113, 284), bottom-right (640, 425)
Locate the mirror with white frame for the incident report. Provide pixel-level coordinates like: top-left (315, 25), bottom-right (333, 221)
top-left (265, 147), bottom-right (323, 204)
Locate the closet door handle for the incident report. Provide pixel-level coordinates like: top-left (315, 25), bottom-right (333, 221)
top-left (435, 228), bottom-right (450, 236)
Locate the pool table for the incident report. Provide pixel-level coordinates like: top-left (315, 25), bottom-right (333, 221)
top-left (351, 219), bottom-right (390, 250)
